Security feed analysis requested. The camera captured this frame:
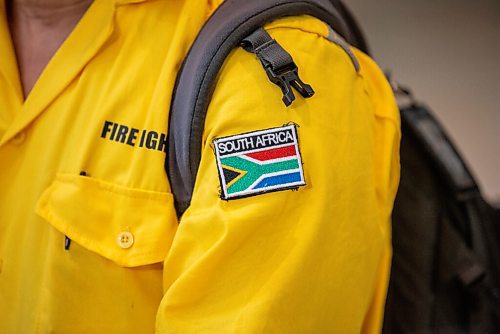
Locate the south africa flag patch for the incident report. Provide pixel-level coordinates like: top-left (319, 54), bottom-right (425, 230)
top-left (214, 125), bottom-right (306, 200)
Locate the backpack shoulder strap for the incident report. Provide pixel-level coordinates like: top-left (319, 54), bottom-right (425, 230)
top-left (400, 103), bottom-right (478, 198)
top-left (166, 0), bottom-right (363, 216)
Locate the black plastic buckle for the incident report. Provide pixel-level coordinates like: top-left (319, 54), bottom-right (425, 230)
top-left (265, 64), bottom-right (315, 107)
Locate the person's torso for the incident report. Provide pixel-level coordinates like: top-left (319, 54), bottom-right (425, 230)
top-left (0, 0), bottom-right (213, 331)
top-left (0, 0), bottom-right (399, 332)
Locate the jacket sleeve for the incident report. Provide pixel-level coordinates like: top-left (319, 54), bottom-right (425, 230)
top-left (156, 16), bottom-right (400, 334)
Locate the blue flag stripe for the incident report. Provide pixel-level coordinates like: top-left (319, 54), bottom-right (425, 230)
top-left (252, 172), bottom-right (303, 190)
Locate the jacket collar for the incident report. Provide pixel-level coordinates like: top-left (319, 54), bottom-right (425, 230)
top-left (0, 0), bottom-right (116, 146)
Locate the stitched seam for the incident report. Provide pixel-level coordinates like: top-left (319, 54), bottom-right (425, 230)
top-left (56, 173), bottom-right (173, 201)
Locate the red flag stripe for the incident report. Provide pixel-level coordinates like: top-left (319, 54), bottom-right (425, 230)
top-left (245, 145), bottom-right (297, 161)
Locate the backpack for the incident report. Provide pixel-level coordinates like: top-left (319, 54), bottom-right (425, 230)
top-left (385, 90), bottom-right (500, 333)
top-left (165, 0), bottom-right (500, 332)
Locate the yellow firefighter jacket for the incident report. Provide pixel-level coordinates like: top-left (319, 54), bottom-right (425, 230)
top-left (0, 0), bottom-right (400, 332)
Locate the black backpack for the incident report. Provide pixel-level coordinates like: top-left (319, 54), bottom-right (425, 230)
top-left (165, 0), bottom-right (500, 332)
top-left (385, 92), bottom-right (500, 333)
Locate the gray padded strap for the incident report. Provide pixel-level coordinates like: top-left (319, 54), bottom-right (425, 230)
top-left (167, 0), bottom-right (359, 216)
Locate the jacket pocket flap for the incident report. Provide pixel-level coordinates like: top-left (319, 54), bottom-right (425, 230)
top-left (36, 173), bottom-right (178, 267)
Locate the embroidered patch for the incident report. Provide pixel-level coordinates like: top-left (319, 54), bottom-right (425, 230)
top-left (214, 125), bottom-right (306, 200)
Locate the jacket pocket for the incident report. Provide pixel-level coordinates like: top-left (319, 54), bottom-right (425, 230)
top-left (36, 173), bottom-right (178, 267)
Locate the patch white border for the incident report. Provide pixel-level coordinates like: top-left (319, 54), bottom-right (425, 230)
top-left (213, 124), bottom-right (306, 200)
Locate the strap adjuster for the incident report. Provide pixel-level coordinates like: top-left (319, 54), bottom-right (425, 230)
top-left (264, 64), bottom-right (315, 106)
top-left (242, 28), bottom-right (315, 107)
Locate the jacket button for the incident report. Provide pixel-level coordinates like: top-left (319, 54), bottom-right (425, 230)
top-left (11, 132), bottom-right (26, 145)
top-left (117, 232), bottom-right (134, 249)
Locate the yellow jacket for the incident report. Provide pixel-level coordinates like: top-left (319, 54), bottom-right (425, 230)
top-left (0, 0), bottom-right (400, 333)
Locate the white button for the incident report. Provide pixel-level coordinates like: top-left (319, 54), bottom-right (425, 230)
top-left (10, 132), bottom-right (26, 145)
top-left (117, 232), bottom-right (134, 249)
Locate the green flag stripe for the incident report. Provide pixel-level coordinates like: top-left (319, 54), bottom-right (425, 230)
top-left (221, 156), bottom-right (300, 194)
